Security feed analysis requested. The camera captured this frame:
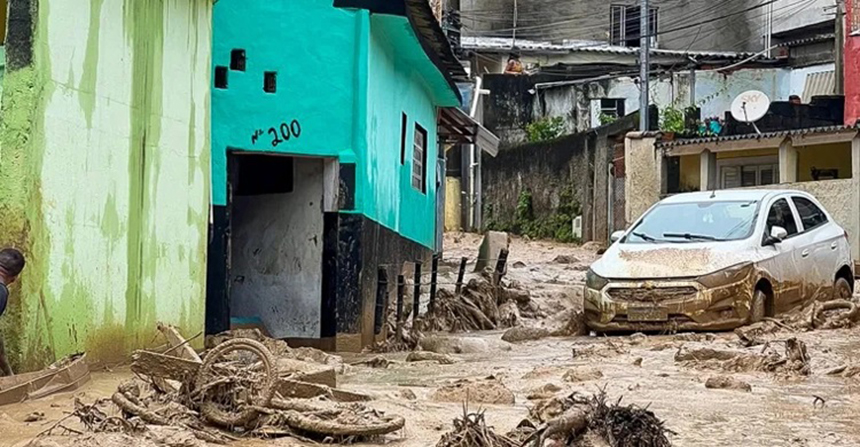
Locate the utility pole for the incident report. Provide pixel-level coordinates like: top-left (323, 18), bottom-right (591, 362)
top-left (836, 0), bottom-right (845, 95)
top-left (512, 0), bottom-right (518, 48)
top-left (639, 0), bottom-right (650, 131)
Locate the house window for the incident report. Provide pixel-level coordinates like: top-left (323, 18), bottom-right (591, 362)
top-left (263, 71), bottom-right (277, 93)
top-left (214, 66), bottom-right (228, 89)
top-left (230, 49), bottom-right (246, 71)
top-left (400, 113), bottom-right (408, 165)
top-left (720, 162), bottom-right (778, 189)
top-left (600, 98), bottom-right (626, 119)
top-left (412, 124), bottom-right (427, 193)
top-left (610, 4), bottom-right (658, 47)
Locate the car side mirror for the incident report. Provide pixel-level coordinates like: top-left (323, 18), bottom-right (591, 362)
top-left (765, 226), bottom-right (788, 245)
top-left (610, 231), bottom-right (625, 243)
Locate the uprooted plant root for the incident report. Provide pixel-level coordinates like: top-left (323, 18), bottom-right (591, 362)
top-left (526, 390), bottom-right (673, 447)
top-left (436, 405), bottom-right (520, 447)
top-left (440, 390), bottom-right (674, 447)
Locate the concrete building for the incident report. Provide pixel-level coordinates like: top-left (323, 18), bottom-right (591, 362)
top-left (208, 0), bottom-right (488, 352)
top-left (0, 0), bottom-right (213, 370)
top-left (846, 0), bottom-right (860, 125)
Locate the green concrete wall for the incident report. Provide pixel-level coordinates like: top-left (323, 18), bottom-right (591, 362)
top-left (211, 1), bottom-right (458, 249)
top-left (0, 0), bottom-right (212, 370)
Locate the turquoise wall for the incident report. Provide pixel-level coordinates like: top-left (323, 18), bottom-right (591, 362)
top-left (211, 0), bottom-right (361, 206)
top-left (212, 1), bottom-right (459, 249)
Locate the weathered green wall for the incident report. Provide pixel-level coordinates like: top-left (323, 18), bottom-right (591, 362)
top-left (0, 0), bottom-right (212, 370)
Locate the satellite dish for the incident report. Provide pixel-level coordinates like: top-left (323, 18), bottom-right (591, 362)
top-left (731, 90), bottom-right (770, 123)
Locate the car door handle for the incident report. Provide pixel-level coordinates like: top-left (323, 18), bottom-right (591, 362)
top-left (831, 242), bottom-right (839, 250)
top-left (801, 249), bottom-right (810, 258)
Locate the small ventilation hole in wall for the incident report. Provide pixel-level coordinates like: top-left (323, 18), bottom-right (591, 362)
top-left (215, 66), bottom-right (228, 89)
top-left (264, 71), bottom-right (277, 93)
top-left (230, 49), bottom-right (246, 71)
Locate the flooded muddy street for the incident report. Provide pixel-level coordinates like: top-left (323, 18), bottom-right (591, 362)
top-left (4, 234), bottom-right (860, 447)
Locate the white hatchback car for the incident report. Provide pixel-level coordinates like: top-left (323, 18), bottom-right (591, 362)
top-left (585, 189), bottom-right (854, 332)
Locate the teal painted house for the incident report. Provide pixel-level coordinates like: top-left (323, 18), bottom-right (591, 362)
top-left (208, 0), bottom-right (477, 350)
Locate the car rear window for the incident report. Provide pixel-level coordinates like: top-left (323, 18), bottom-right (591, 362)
top-left (625, 200), bottom-right (759, 244)
top-left (792, 196), bottom-right (828, 231)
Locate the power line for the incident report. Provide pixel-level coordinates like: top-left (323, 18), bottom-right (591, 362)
top-left (460, 0), bottom-right (781, 43)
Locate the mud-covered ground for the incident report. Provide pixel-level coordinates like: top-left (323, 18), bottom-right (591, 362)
top-left (4, 234), bottom-right (860, 447)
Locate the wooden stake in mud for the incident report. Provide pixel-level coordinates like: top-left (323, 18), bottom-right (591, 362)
top-left (396, 275), bottom-right (405, 342)
top-left (492, 248), bottom-right (510, 286)
top-left (413, 261), bottom-right (422, 321)
top-left (455, 256), bottom-right (468, 295)
top-left (429, 253), bottom-right (439, 316)
top-left (374, 268), bottom-right (388, 335)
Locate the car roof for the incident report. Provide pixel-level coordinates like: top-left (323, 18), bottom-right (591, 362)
top-left (659, 189), bottom-right (809, 204)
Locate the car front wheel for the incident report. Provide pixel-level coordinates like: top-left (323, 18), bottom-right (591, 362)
top-left (749, 289), bottom-right (766, 324)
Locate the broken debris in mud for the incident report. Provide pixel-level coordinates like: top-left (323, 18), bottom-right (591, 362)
top-left (675, 337), bottom-right (810, 375)
top-left (31, 326), bottom-right (404, 446)
top-left (461, 389), bottom-right (674, 447)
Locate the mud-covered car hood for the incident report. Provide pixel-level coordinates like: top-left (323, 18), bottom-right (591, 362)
top-left (590, 240), bottom-right (755, 279)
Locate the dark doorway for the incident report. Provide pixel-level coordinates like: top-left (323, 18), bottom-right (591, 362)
top-left (206, 152), bottom-right (328, 340)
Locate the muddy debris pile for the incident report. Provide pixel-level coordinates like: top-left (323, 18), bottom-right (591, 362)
top-left (431, 376), bottom-right (516, 405)
top-left (33, 328), bottom-right (404, 446)
top-left (675, 337), bottom-right (810, 375)
top-left (427, 278), bottom-right (538, 333)
top-left (736, 299), bottom-right (860, 347)
top-left (468, 390), bottom-right (674, 447)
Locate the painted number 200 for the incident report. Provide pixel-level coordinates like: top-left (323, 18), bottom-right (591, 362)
top-left (267, 120), bottom-right (302, 147)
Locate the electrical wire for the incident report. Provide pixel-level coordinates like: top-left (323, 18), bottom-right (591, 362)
top-left (459, 0), bottom-right (783, 43)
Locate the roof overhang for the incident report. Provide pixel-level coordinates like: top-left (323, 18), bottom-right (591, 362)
top-left (437, 107), bottom-right (499, 157)
top-left (660, 126), bottom-right (860, 156)
top-left (334, 0), bottom-right (467, 104)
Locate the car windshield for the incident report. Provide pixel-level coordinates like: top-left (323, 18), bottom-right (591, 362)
top-left (626, 200), bottom-right (759, 244)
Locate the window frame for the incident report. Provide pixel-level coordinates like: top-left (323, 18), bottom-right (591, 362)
top-left (400, 113), bottom-right (408, 165)
top-left (791, 196), bottom-right (829, 233)
top-left (600, 98), bottom-right (626, 119)
top-left (763, 197), bottom-right (801, 245)
top-left (411, 123), bottom-right (428, 193)
top-left (609, 4), bottom-right (658, 47)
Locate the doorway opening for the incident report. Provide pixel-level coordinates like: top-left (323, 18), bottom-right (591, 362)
top-left (222, 152), bottom-right (329, 341)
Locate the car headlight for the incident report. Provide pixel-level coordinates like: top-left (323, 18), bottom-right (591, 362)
top-left (696, 262), bottom-right (754, 289)
top-left (586, 268), bottom-right (609, 291)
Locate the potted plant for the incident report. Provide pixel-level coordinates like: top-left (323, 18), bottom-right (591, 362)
top-left (659, 106), bottom-right (684, 140)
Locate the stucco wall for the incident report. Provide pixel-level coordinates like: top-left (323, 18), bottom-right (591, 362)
top-left (212, 2), bottom-right (454, 250)
top-left (482, 118), bottom-right (634, 242)
top-left (230, 158), bottom-right (324, 339)
top-left (624, 134), bottom-right (662, 225)
top-left (364, 15), bottom-right (442, 249)
top-left (769, 0), bottom-right (834, 35)
top-left (210, 0), bottom-right (359, 207)
top-left (0, 0), bottom-right (212, 369)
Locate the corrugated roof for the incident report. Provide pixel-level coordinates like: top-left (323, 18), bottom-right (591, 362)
top-left (461, 36), bottom-right (764, 60)
top-left (656, 125), bottom-right (859, 149)
top-left (778, 33), bottom-right (834, 48)
top-left (803, 71), bottom-right (836, 102)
